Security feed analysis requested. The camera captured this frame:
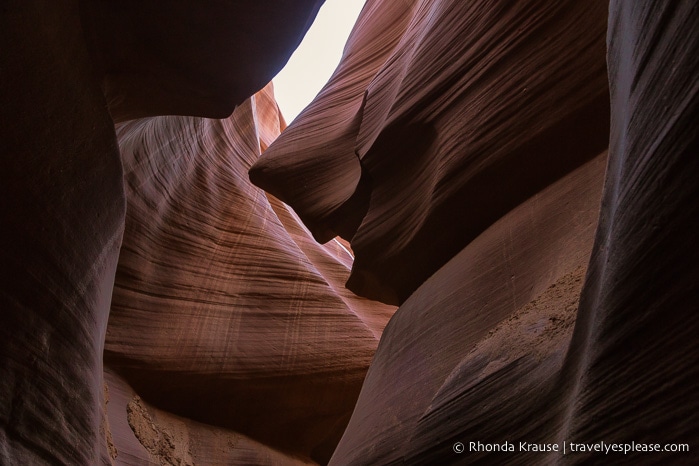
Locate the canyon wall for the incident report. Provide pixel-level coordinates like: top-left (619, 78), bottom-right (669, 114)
top-left (251, 0), bottom-right (611, 305)
top-left (1, 3), bottom-right (126, 463)
top-left (104, 84), bottom-right (393, 465)
top-left (1, 0), bottom-right (697, 465)
top-left (252, 0), bottom-right (698, 464)
top-left (0, 1), bottom-right (329, 464)
top-left (562, 1), bottom-right (698, 462)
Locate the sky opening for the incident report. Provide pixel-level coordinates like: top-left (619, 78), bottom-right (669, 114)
top-left (273, 0), bottom-right (366, 123)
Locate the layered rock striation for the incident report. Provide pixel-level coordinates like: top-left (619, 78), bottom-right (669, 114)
top-left (251, 0), bottom-right (611, 304)
top-left (105, 84), bottom-right (394, 464)
top-left (2, 0), bottom-right (697, 465)
top-left (251, 0), bottom-right (698, 464)
top-left (0, 2), bottom-right (333, 464)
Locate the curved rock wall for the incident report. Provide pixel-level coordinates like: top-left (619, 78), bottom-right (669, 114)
top-left (1, 2), bottom-right (125, 464)
top-left (105, 84), bottom-right (394, 464)
top-left (329, 153), bottom-right (607, 465)
top-left (251, 0), bottom-right (697, 464)
top-left (1, 2), bottom-right (330, 464)
top-left (252, 0), bottom-right (611, 304)
top-left (2, 0), bottom-right (697, 464)
top-left (561, 1), bottom-right (699, 462)
top-left (80, 0), bottom-right (325, 121)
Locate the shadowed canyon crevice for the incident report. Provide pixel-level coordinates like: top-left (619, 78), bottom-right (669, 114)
top-left (1, 0), bottom-right (697, 465)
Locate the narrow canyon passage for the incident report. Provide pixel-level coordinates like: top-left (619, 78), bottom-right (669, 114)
top-left (1, 1), bottom-right (697, 465)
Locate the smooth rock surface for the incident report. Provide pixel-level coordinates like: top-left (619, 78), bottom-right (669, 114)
top-left (3, 0), bottom-right (698, 464)
top-left (252, 0), bottom-right (697, 464)
top-left (80, 0), bottom-right (325, 122)
top-left (561, 1), bottom-right (699, 463)
top-left (1, 2), bottom-right (125, 464)
top-left (250, 0), bottom-right (419, 243)
top-left (106, 84), bottom-right (394, 465)
top-left (1, 2), bottom-right (330, 464)
top-left (323, 0), bottom-right (698, 464)
top-left (252, 0), bottom-right (611, 304)
top-left (330, 153), bottom-right (607, 465)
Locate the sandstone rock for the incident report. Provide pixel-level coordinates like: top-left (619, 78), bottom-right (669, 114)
top-left (1, 2), bottom-right (329, 464)
top-left (329, 153), bottom-right (607, 464)
top-left (106, 84), bottom-right (394, 464)
top-left (250, 0), bottom-right (419, 243)
top-left (80, 0), bottom-right (325, 122)
top-left (561, 1), bottom-right (699, 462)
top-left (251, 0), bottom-right (611, 304)
top-left (1, 2), bottom-right (125, 464)
top-left (4, 0), bottom-right (698, 464)
top-left (323, 1), bottom-right (697, 463)
top-left (103, 369), bottom-right (317, 466)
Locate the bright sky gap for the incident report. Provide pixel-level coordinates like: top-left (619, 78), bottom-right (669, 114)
top-left (273, 0), bottom-right (367, 123)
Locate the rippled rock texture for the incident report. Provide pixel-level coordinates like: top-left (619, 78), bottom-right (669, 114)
top-left (105, 83), bottom-right (394, 464)
top-left (1, 3), bottom-right (126, 464)
top-left (251, 0), bottom-right (611, 304)
top-left (1, 1), bottom-right (331, 464)
top-left (2, 0), bottom-right (697, 465)
top-left (251, 0), bottom-right (698, 465)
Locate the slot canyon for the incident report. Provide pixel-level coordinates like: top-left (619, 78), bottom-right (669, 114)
top-left (1, 1), bottom-right (697, 465)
